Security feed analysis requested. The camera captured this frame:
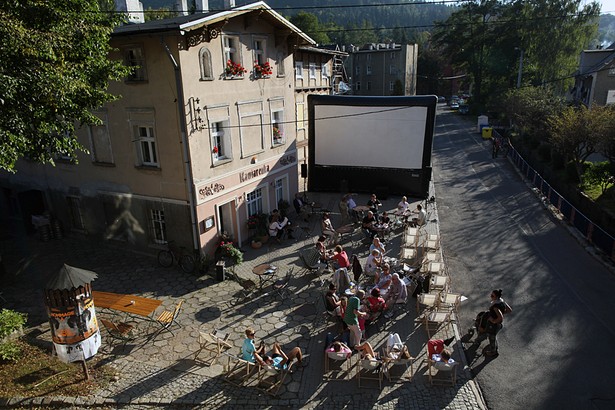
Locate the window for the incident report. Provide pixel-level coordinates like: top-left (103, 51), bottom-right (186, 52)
top-left (211, 120), bottom-right (231, 162)
top-left (253, 37), bottom-right (267, 66)
top-left (309, 63), bottom-right (316, 79)
top-left (272, 110), bottom-right (285, 145)
top-left (135, 125), bottom-right (159, 167)
top-left (199, 47), bottom-right (213, 80)
top-left (295, 61), bottom-right (303, 79)
top-left (296, 103), bottom-right (305, 130)
top-left (275, 176), bottom-right (288, 206)
top-left (67, 197), bottom-right (85, 230)
top-left (150, 209), bottom-right (167, 244)
top-left (367, 65), bottom-right (372, 75)
top-left (389, 65), bottom-right (397, 75)
top-left (389, 81), bottom-right (395, 91)
top-left (609, 68), bottom-right (615, 76)
top-left (367, 54), bottom-right (372, 62)
top-left (246, 188), bottom-right (263, 217)
top-left (355, 65), bottom-right (360, 75)
top-left (223, 35), bottom-right (243, 76)
top-left (276, 51), bottom-right (285, 77)
top-left (321, 63), bottom-right (329, 79)
top-left (356, 82), bottom-right (361, 91)
top-left (367, 81), bottom-right (372, 91)
top-left (390, 52), bottom-right (396, 60)
top-left (89, 118), bottom-right (113, 164)
top-left (124, 46), bottom-right (147, 82)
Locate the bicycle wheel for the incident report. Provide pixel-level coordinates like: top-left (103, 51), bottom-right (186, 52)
top-left (179, 254), bottom-right (196, 273)
top-left (157, 250), bottom-right (174, 267)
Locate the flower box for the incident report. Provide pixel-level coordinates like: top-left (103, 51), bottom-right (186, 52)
top-left (253, 61), bottom-right (272, 78)
top-left (225, 60), bottom-right (247, 78)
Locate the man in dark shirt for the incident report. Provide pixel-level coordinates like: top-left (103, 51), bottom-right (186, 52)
top-left (362, 211), bottom-right (378, 239)
top-left (367, 193), bottom-right (382, 216)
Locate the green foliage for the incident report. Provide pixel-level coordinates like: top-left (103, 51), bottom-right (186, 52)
top-left (501, 87), bottom-right (565, 138)
top-left (217, 241), bottom-right (243, 266)
top-left (289, 12), bottom-right (331, 45)
top-left (0, 309), bottom-right (27, 339)
top-left (0, 342), bottom-right (22, 362)
top-left (583, 161), bottom-right (614, 195)
top-left (537, 144), bottom-right (552, 162)
top-left (0, 0), bottom-right (132, 172)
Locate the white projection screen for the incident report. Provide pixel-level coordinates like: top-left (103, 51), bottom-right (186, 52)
top-left (308, 95), bottom-right (437, 198)
top-left (314, 105), bottom-right (427, 169)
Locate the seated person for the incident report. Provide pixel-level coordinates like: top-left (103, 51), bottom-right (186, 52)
top-left (428, 337), bottom-right (455, 357)
top-left (369, 236), bottom-right (385, 256)
top-left (356, 341), bottom-right (379, 361)
top-left (329, 245), bottom-right (350, 269)
top-left (321, 212), bottom-right (339, 244)
top-left (325, 283), bottom-right (343, 316)
top-left (362, 211), bottom-right (378, 238)
top-left (431, 349), bottom-right (455, 370)
top-left (345, 194), bottom-right (359, 220)
top-left (410, 204), bottom-right (427, 227)
top-left (375, 263), bottom-right (392, 291)
top-left (367, 193), bottom-right (382, 216)
top-left (326, 340), bottom-right (352, 357)
top-left (261, 342), bottom-right (303, 370)
top-left (364, 249), bottom-right (382, 279)
top-left (383, 273), bottom-right (408, 318)
top-left (380, 211), bottom-right (391, 225)
top-left (397, 196), bottom-right (410, 213)
top-left (268, 214), bottom-right (294, 240)
top-left (365, 287), bottom-right (386, 322)
top-left (242, 327), bottom-right (266, 365)
top-left (316, 236), bottom-right (327, 262)
top-left (293, 193), bottom-right (309, 221)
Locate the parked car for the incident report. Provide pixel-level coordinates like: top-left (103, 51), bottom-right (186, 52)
top-left (450, 101), bottom-right (460, 110)
top-left (459, 104), bottom-right (469, 114)
top-left (437, 96), bottom-right (446, 103)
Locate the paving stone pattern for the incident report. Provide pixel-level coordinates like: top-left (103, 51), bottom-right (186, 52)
top-left (1, 191), bottom-right (486, 409)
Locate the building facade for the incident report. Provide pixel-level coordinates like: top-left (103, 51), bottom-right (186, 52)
top-left (348, 43), bottom-right (418, 96)
top-left (0, 2), bottom-right (314, 256)
top-left (571, 43), bottom-right (615, 107)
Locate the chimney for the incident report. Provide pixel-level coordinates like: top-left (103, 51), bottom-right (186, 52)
top-left (195, 0), bottom-right (209, 12)
top-left (224, 0), bottom-right (236, 9)
top-left (176, 0), bottom-right (188, 16)
top-left (115, 0), bottom-right (144, 24)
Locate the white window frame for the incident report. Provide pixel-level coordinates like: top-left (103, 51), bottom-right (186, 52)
top-left (124, 45), bottom-right (147, 82)
top-left (199, 47), bottom-right (214, 81)
top-left (295, 61), bottom-right (303, 79)
top-left (389, 65), bottom-right (396, 75)
top-left (222, 35), bottom-right (244, 77)
top-left (211, 120), bottom-right (232, 163)
top-left (296, 102), bottom-right (305, 131)
top-left (135, 125), bottom-right (158, 167)
top-left (246, 188), bottom-right (264, 217)
top-left (309, 63), bottom-right (316, 79)
top-left (609, 68), bottom-right (615, 76)
top-left (253, 36), bottom-right (267, 67)
top-left (367, 65), bottom-right (372, 75)
top-left (271, 109), bottom-right (285, 146)
top-left (274, 176), bottom-right (288, 207)
top-left (389, 81), bottom-right (395, 91)
top-left (150, 209), bottom-right (167, 244)
top-left (355, 65), bottom-right (360, 75)
top-left (321, 63), bottom-right (329, 79)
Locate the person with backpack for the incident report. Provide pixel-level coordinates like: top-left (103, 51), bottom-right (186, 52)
top-left (471, 289), bottom-right (512, 357)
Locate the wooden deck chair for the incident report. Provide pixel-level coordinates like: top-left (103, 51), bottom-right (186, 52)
top-left (423, 308), bottom-right (452, 338)
top-left (399, 247), bottom-right (416, 263)
top-left (257, 361), bottom-right (294, 396)
top-left (223, 352), bottom-right (261, 386)
top-left (427, 262), bottom-right (444, 274)
top-left (426, 235), bottom-right (440, 251)
top-left (227, 270), bottom-right (257, 305)
top-left (356, 358), bottom-right (384, 389)
top-left (194, 329), bottom-right (232, 365)
top-left (100, 318), bottom-right (136, 347)
top-left (324, 349), bottom-right (352, 379)
top-left (383, 345), bottom-right (414, 382)
top-left (424, 252), bottom-right (440, 263)
top-left (429, 274), bottom-right (450, 293)
top-left (416, 292), bottom-right (440, 314)
top-left (427, 357), bottom-right (458, 386)
top-left (154, 299), bottom-right (183, 336)
top-left (439, 292), bottom-right (462, 314)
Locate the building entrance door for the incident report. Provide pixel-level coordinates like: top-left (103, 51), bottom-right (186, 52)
top-left (217, 200), bottom-right (237, 242)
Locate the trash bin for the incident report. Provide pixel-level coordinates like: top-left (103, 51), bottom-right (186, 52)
top-left (215, 260), bottom-right (226, 282)
top-left (482, 127), bottom-right (493, 139)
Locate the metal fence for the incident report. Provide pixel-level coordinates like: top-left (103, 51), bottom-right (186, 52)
top-left (496, 131), bottom-right (615, 261)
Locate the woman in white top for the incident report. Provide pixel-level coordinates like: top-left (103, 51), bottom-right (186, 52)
top-left (321, 212), bottom-right (339, 244)
top-left (369, 236), bottom-right (385, 255)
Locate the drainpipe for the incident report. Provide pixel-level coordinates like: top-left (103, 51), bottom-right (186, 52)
top-left (161, 37), bottom-right (199, 252)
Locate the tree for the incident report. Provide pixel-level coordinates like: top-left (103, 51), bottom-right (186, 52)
top-left (583, 161), bottom-right (614, 195)
top-left (0, 0), bottom-right (130, 172)
top-left (500, 86), bottom-right (565, 137)
top-left (290, 12), bottom-right (331, 45)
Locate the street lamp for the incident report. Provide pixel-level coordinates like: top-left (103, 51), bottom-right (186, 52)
top-left (515, 47), bottom-right (524, 88)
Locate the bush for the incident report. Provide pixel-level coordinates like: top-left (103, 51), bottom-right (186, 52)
top-left (0, 342), bottom-right (22, 362)
top-left (537, 144), bottom-right (552, 162)
top-left (0, 309), bottom-right (27, 362)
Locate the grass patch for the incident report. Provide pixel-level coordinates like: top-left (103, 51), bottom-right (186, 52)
top-left (0, 338), bottom-right (116, 398)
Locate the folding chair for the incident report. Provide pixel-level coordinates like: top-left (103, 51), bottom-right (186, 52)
top-left (195, 329), bottom-right (232, 365)
top-left (424, 251), bottom-right (440, 263)
top-left (227, 270), bottom-right (257, 305)
top-left (383, 345), bottom-right (414, 382)
top-left (426, 262), bottom-right (444, 275)
top-left (399, 247), bottom-right (416, 262)
top-left (100, 318), bottom-right (136, 347)
top-left (154, 299), bottom-right (183, 336)
top-left (427, 357), bottom-right (458, 386)
top-left (270, 268), bottom-right (293, 298)
top-left (439, 292), bottom-right (462, 314)
top-left (423, 308), bottom-right (452, 338)
top-left (429, 274), bottom-right (450, 293)
top-left (257, 361), bottom-right (294, 396)
top-left (324, 349), bottom-right (352, 379)
top-left (426, 235), bottom-right (440, 251)
top-left (356, 358), bottom-right (384, 389)
top-left (223, 352), bottom-right (261, 386)
top-left (416, 292), bottom-right (440, 314)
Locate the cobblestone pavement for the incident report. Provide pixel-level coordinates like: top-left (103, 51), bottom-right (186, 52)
top-left (1, 191), bottom-right (487, 409)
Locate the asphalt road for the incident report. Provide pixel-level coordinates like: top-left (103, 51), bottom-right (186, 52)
top-left (432, 107), bottom-right (615, 410)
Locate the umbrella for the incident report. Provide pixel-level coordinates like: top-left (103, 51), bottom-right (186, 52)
top-left (46, 264), bottom-right (98, 290)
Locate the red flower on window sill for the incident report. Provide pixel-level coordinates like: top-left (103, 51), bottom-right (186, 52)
top-left (225, 60), bottom-right (247, 77)
top-left (253, 61), bottom-right (273, 77)
top-left (212, 146), bottom-right (219, 154)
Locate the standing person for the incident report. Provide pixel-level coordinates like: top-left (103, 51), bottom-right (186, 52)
top-left (344, 289), bottom-right (367, 348)
top-left (474, 289), bottom-right (512, 357)
top-left (367, 193), bottom-right (382, 216)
